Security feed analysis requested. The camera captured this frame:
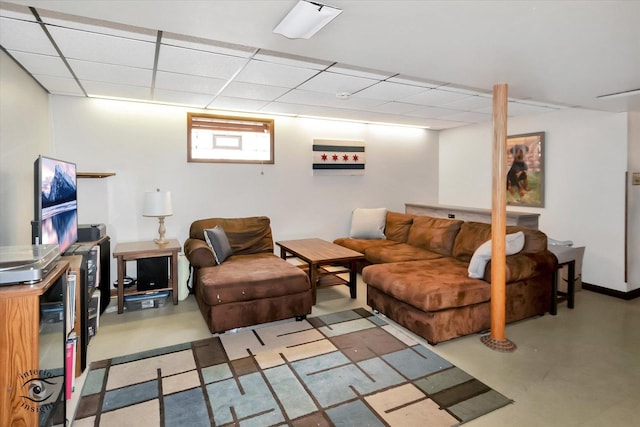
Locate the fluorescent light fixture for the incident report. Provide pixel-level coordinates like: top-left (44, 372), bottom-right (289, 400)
top-left (274, 0), bottom-right (342, 39)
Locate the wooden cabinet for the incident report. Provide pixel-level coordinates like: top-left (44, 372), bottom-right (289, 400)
top-left (405, 203), bottom-right (540, 229)
top-left (0, 260), bottom-right (69, 427)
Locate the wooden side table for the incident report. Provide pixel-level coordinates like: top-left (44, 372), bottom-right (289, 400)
top-left (548, 245), bottom-right (581, 315)
top-left (113, 239), bottom-right (181, 314)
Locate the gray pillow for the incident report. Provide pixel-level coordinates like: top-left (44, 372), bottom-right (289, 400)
top-left (203, 226), bottom-right (233, 264)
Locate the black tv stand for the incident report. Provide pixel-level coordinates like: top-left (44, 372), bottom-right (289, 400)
top-left (62, 235), bottom-right (110, 374)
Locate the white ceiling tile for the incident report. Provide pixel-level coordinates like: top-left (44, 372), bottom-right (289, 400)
top-left (46, 25), bottom-right (155, 68)
top-left (0, 2), bottom-right (34, 20)
top-left (298, 72), bottom-right (377, 94)
top-left (8, 51), bottom-right (72, 78)
top-left (277, 89), bottom-right (381, 110)
top-left (507, 102), bottom-right (557, 116)
top-left (259, 102), bottom-right (304, 116)
top-left (82, 80), bottom-right (152, 100)
top-left (152, 88), bottom-right (213, 107)
top-left (353, 81), bottom-right (428, 101)
top-left (439, 111), bottom-right (492, 123)
top-left (367, 101), bottom-right (423, 114)
top-left (68, 59), bottom-right (152, 86)
top-left (401, 88), bottom-right (471, 106)
top-left (443, 95), bottom-right (493, 111)
top-left (295, 105), bottom-right (362, 120)
top-left (438, 85), bottom-right (490, 96)
top-left (235, 60), bottom-right (319, 88)
top-left (32, 75), bottom-right (84, 95)
top-left (162, 32), bottom-right (255, 57)
top-left (252, 50), bottom-right (331, 70)
top-left (276, 89), bottom-right (336, 105)
top-left (219, 81), bottom-right (291, 101)
top-left (157, 45), bottom-right (247, 80)
top-left (39, 11), bottom-right (156, 42)
top-left (327, 63), bottom-right (394, 80)
top-left (420, 118), bottom-right (471, 130)
top-left (0, 17), bottom-right (58, 55)
top-left (405, 106), bottom-right (460, 119)
top-left (154, 71), bottom-right (226, 95)
top-left (510, 99), bottom-right (567, 109)
top-left (207, 96), bottom-right (270, 112)
top-left (261, 102), bottom-right (361, 119)
top-left (387, 75), bottom-right (443, 88)
top-left (475, 101), bottom-right (557, 116)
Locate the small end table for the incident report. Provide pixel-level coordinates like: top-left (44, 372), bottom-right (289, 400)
top-left (113, 239), bottom-right (181, 314)
top-left (548, 245), bottom-right (580, 315)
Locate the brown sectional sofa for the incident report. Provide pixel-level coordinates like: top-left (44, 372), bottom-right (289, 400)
top-left (184, 216), bottom-right (312, 333)
top-left (334, 212), bottom-right (557, 344)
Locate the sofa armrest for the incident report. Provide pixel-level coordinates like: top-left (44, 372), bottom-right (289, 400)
top-left (485, 251), bottom-right (558, 283)
top-left (184, 238), bottom-right (216, 268)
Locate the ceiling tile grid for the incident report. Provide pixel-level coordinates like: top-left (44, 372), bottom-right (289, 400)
top-left (0, 2), bottom-right (570, 129)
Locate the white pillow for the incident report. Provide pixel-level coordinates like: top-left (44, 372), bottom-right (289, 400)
top-left (349, 208), bottom-right (387, 239)
top-left (468, 231), bottom-right (525, 279)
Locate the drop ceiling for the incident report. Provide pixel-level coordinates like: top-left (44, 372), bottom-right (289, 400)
top-left (1, 1), bottom-right (638, 130)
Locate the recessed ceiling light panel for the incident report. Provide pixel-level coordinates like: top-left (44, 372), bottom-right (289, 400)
top-left (273, 0), bottom-right (342, 39)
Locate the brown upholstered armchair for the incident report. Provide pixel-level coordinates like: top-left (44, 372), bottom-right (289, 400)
top-left (184, 216), bottom-right (312, 333)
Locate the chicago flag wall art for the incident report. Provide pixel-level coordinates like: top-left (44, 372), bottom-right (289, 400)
top-left (312, 139), bottom-right (366, 176)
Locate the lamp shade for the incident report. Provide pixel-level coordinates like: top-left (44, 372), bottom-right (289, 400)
top-left (143, 190), bottom-right (173, 217)
top-left (273, 0), bottom-right (342, 39)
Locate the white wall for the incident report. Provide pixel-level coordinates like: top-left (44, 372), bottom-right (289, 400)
top-left (0, 50), bottom-right (51, 246)
top-left (439, 108), bottom-right (629, 291)
top-left (48, 96), bottom-right (439, 275)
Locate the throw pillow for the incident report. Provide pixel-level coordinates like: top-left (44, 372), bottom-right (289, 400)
top-left (468, 231), bottom-right (525, 279)
top-left (203, 226), bottom-right (233, 264)
top-left (349, 208), bottom-right (387, 239)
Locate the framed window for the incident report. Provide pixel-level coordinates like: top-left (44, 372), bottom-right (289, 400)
top-left (187, 113), bottom-right (274, 164)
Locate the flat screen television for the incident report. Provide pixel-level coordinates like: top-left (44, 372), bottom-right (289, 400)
top-left (33, 155), bottom-right (78, 254)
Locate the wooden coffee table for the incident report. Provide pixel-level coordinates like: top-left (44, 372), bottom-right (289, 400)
top-left (276, 238), bottom-right (364, 305)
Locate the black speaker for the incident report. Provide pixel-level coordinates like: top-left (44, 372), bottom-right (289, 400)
top-left (136, 257), bottom-right (168, 291)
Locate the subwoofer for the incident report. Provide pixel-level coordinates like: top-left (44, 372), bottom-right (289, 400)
top-left (136, 256), bottom-right (168, 291)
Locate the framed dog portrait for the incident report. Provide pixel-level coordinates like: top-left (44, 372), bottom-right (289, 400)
top-left (506, 131), bottom-right (545, 207)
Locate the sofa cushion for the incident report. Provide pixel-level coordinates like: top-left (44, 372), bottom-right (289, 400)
top-left (197, 253), bottom-right (310, 307)
top-left (452, 222), bottom-right (549, 261)
top-left (349, 208), bottom-right (387, 239)
top-left (365, 243), bottom-right (443, 264)
top-left (204, 226), bottom-right (233, 264)
top-left (468, 231), bottom-right (525, 278)
top-left (363, 258), bottom-right (491, 312)
top-left (333, 237), bottom-right (398, 254)
top-left (189, 216), bottom-right (273, 255)
top-left (406, 216), bottom-right (463, 256)
top-left (384, 212), bottom-right (414, 243)
top-left (184, 238), bottom-right (216, 268)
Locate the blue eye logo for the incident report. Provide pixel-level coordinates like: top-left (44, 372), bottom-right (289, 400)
top-left (21, 377), bottom-right (55, 403)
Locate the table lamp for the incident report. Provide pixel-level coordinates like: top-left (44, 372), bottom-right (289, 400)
top-left (143, 189), bottom-right (173, 244)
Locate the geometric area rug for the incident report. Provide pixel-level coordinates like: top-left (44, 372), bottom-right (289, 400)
top-left (74, 308), bottom-right (512, 426)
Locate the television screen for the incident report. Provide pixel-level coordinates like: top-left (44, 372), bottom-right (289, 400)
top-left (34, 156), bottom-right (78, 254)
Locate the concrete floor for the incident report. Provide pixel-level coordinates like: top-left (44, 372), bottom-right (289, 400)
top-left (68, 277), bottom-right (640, 426)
